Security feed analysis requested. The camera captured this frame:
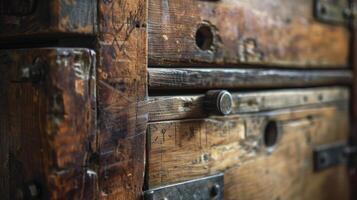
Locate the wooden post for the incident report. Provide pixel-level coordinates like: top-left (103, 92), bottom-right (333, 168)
top-left (97, 0), bottom-right (148, 199)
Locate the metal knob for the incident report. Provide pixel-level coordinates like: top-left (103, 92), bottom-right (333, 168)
top-left (204, 90), bottom-right (233, 115)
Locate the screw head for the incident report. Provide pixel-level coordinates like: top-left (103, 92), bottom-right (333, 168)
top-left (210, 183), bottom-right (221, 197)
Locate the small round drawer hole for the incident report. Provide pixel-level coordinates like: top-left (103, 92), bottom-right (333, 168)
top-left (264, 121), bottom-right (279, 148)
top-left (195, 23), bottom-right (214, 51)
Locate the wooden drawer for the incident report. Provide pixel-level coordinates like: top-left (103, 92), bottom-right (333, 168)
top-left (146, 87), bottom-right (350, 199)
top-left (0, 0), bottom-right (96, 38)
top-left (0, 48), bottom-right (97, 199)
top-left (147, 87), bottom-right (349, 121)
top-left (149, 0), bottom-right (350, 68)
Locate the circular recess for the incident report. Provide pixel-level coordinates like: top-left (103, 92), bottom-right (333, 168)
top-left (263, 121), bottom-right (279, 148)
top-left (195, 23), bottom-right (214, 51)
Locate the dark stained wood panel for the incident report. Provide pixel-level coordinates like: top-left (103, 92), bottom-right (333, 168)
top-left (351, 0), bottom-right (357, 196)
top-left (0, 0), bottom-right (96, 38)
top-left (148, 0), bottom-right (350, 67)
top-left (148, 68), bottom-right (353, 90)
top-left (147, 87), bottom-right (349, 121)
top-left (0, 48), bottom-right (97, 199)
top-left (97, 0), bottom-right (148, 199)
top-left (146, 103), bottom-right (350, 200)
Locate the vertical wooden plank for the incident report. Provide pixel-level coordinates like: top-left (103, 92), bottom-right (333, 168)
top-left (97, 0), bottom-right (148, 199)
top-left (350, 1), bottom-right (357, 198)
top-left (0, 48), bottom-right (97, 199)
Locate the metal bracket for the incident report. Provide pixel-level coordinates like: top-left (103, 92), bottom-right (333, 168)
top-left (314, 0), bottom-right (351, 25)
top-left (17, 58), bottom-right (46, 84)
top-left (313, 141), bottom-right (357, 171)
top-left (144, 173), bottom-right (224, 200)
top-left (313, 142), bottom-right (347, 171)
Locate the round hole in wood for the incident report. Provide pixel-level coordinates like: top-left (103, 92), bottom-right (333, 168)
top-left (195, 23), bottom-right (214, 51)
top-left (264, 121), bottom-right (279, 148)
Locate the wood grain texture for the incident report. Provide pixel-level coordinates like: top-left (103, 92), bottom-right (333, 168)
top-left (224, 129), bottom-right (350, 200)
top-left (97, 0), bottom-right (147, 199)
top-left (146, 102), bottom-right (350, 200)
top-left (147, 87), bottom-right (349, 121)
top-left (148, 68), bottom-right (353, 90)
top-left (0, 48), bottom-right (97, 199)
top-left (350, 0), bottom-right (357, 197)
top-left (0, 0), bottom-right (96, 38)
top-left (148, 0), bottom-right (350, 67)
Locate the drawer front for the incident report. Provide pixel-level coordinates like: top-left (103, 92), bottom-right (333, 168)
top-left (146, 88), bottom-right (350, 199)
top-left (0, 48), bottom-right (97, 199)
top-left (148, 87), bottom-right (349, 121)
top-left (0, 0), bottom-right (96, 38)
top-left (149, 0), bottom-right (350, 68)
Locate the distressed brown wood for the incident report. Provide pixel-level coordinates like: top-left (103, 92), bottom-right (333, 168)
top-left (149, 0), bottom-right (350, 67)
top-left (350, 0), bottom-right (357, 198)
top-left (146, 102), bottom-right (350, 199)
top-left (147, 87), bottom-right (349, 121)
top-left (0, 0), bottom-right (96, 38)
top-left (148, 68), bottom-right (353, 90)
top-left (224, 139), bottom-right (350, 200)
top-left (0, 0), bottom-right (353, 198)
top-left (0, 48), bottom-right (97, 199)
top-left (96, 0), bottom-right (148, 199)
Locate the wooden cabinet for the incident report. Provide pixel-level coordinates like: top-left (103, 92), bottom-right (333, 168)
top-left (0, 0), bottom-right (356, 199)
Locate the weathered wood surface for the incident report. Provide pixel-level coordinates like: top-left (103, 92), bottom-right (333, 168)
top-left (146, 102), bottom-right (350, 200)
top-left (350, 1), bottom-right (357, 198)
top-left (147, 87), bottom-right (349, 121)
top-left (224, 140), bottom-right (349, 200)
top-left (148, 68), bottom-right (353, 90)
top-left (148, 0), bottom-right (350, 67)
top-left (0, 0), bottom-right (96, 38)
top-left (0, 48), bottom-right (97, 199)
top-left (97, 0), bottom-right (148, 199)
